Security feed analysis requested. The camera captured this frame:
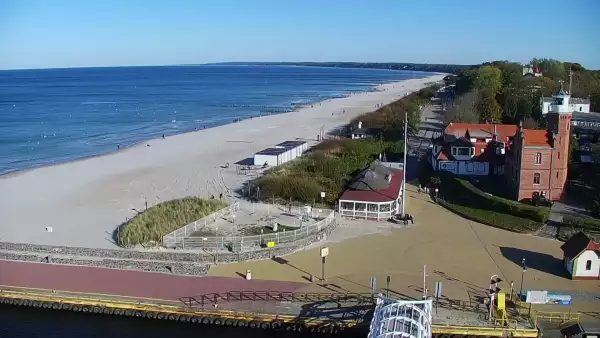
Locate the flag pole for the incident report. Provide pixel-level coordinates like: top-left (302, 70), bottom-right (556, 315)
top-left (401, 110), bottom-right (408, 217)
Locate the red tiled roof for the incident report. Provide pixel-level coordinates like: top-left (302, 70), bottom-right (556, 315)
top-left (561, 232), bottom-right (600, 259)
top-left (339, 168), bottom-right (403, 203)
top-left (445, 123), bottom-right (518, 143)
top-left (522, 129), bottom-right (552, 147)
top-left (437, 148), bottom-right (454, 160)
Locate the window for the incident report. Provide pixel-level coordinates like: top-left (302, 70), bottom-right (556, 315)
top-left (535, 152), bottom-right (542, 164)
top-left (557, 172), bottom-right (559, 179)
top-left (558, 152), bottom-right (560, 159)
top-left (457, 147), bottom-right (470, 156)
top-left (580, 106), bottom-right (582, 112)
top-left (452, 148), bottom-right (457, 156)
top-left (586, 260), bottom-right (592, 271)
top-left (534, 173), bottom-right (541, 184)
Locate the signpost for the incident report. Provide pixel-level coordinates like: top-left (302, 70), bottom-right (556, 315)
top-left (370, 276), bottom-right (377, 295)
top-left (320, 247), bottom-right (329, 281)
top-left (434, 281), bottom-right (443, 314)
top-left (386, 276), bottom-right (391, 298)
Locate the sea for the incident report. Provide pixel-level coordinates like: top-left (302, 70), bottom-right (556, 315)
top-left (0, 304), bottom-right (366, 338)
top-left (0, 65), bottom-right (429, 175)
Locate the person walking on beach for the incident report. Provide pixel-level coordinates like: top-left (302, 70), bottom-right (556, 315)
top-left (219, 193), bottom-right (223, 200)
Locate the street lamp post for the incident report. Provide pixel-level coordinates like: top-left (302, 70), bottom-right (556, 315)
top-left (519, 257), bottom-right (527, 300)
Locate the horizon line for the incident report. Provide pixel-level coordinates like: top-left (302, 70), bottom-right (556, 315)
top-left (0, 60), bottom-right (475, 72)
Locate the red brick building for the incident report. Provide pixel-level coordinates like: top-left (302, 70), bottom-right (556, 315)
top-left (431, 88), bottom-right (573, 201)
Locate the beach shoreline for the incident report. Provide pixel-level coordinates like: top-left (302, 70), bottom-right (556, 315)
top-left (0, 74), bottom-right (445, 249)
top-left (0, 73), bottom-right (442, 179)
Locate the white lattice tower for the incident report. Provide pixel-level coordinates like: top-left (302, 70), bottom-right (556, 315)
top-left (367, 296), bottom-right (433, 338)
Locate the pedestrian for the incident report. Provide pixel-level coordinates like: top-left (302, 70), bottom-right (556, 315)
top-left (219, 193), bottom-right (223, 200)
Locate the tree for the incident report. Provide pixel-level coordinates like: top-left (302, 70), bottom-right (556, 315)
top-left (445, 91), bottom-right (479, 123)
top-left (521, 117), bottom-right (541, 129)
top-left (531, 58), bottom-right (566, 79)
top-left (477, 90), bottom-right (502, 123)
top-left (404, 100), bottom-right (422, 136)
top-left (474, 66), bottom-right (502, 93)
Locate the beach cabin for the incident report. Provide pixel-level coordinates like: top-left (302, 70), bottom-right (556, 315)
top-left (350, 121), bottom-right (378, 140)
top-left (338, 161), bottom-right (404, 221)
top-left (275, 140), bottom-right (308, 160)
top-left (253, 148), bottom-right (289, 166)
top-left (560, 232), bottom-right (600, 280)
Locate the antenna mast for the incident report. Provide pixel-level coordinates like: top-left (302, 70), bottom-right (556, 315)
top-left (568, 67), bottom-right (573, 94)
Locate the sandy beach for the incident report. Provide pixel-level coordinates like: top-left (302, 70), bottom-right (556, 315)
top-left (0, 74), bottom-right (445, 249)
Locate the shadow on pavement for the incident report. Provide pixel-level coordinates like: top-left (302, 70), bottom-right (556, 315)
top-left (499, 247), bottom-right (569, 278)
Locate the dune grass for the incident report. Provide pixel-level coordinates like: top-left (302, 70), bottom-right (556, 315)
top-left (116, 197), bottom-right (228, 247)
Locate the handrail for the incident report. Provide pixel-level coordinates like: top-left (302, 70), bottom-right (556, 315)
top-left (180, 291), bottom-right (375, 307)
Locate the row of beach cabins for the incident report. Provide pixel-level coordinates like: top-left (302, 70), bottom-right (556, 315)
top-left (253, 140), bottom-right (309, 167)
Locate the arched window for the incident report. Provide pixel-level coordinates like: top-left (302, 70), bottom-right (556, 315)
top-left (533, 173), bottom-right (541, 184)
top-left (535, 152), bottom-right (542, 164)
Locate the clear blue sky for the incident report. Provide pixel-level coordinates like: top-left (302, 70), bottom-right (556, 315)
top-left (1, 0), bottom-right (599, 70)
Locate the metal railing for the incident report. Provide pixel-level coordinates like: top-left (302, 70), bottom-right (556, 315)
top-left (162, 202), bottom-right (240, 248)
top-left (180, 291), bottom-right (374, 307)
top-left (178, 210), bottom-right (335, 251)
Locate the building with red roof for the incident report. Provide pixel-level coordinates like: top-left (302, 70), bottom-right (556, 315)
top-left (338, 161), bottom-right (403, 221)
top-left (430, 87), bottom-right (573, 201)
top-left (560, 232), bottom-right (600, 280)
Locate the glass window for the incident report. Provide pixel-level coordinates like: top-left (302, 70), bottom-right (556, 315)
top-left (355, 203), bottom-right (366, 211)
top-left (586, 260), bottom-right (592, 270)
top-left (457, 147), bottom-right (470, 156)
top-left (367, 203), bottom-right (378, 212)
top-left (341, 201), bottom-right (354, 210)
top-left (534, 173), bottom-right (541, 184)
top-left (380, 203), bottom-right (391, 212)
top-left (535, 152), bottom-right (542, 164)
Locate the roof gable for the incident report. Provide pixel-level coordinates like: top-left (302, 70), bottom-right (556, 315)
top-left (561, 232), bottom-right (600, 259)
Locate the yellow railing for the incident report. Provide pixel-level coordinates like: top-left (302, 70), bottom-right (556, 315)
top-left (507, 288), bottom-right (581, 327)
top-left (0, 289), bottom-right (348, 326)
top-left (431, 324), bottom-right (538, 337)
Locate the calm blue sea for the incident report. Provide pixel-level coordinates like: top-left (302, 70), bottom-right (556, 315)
top-left (0, 65), bottom-right (428, 174)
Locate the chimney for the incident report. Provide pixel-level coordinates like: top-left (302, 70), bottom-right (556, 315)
top-left (358, 121), bottom-right (363, 129)
top-left (493, 124), bottom-right (498, 141)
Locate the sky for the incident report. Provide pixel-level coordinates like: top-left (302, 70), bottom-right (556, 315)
top-left (1, 0), bottom-right (599, 70)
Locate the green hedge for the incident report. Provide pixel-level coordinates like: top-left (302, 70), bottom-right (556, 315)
top-left (439, 199), bottom-right (543, 232)
top-left (562, 215), bottom-right (600, 232)
top-left (439, 175), bottom-right (549, 223)
top-left (117, 197), bottom-right (228, 247)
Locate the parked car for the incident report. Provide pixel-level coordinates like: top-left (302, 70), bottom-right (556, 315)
top-left (532, 194), bottom-right (553, 207)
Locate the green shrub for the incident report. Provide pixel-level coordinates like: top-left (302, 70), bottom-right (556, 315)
top-left (117, 197), bottom-right (228, 247)
top-left (253, 139), bottom-right (395, 205)
top-left (438, 199), bottom-right (543, 232)
top-left (562, 215), bottom-right (600, 232)
top-left (438, 176), bottom-right (549, 223)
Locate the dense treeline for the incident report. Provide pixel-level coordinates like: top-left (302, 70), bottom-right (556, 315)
top-left (448, 59), bottom-right (600, 126)
top-left (216, 62), bottom-right (471, 75)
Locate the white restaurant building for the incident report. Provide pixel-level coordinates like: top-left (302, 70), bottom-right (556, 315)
top-left (338, 161), bottom-right (404, 221)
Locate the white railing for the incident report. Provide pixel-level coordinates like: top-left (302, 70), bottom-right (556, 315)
top-left (161, 202), bottom-right (240, 248)
top-left (179, 210), bottom-right (335, 251)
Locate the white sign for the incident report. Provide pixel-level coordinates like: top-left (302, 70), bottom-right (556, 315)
top-left (45, 227), bottom-right (53, 233)
top-left (320, 191), bottom-right (326, 198)
top-left (526, 290), bottom-right (548, 304)
top-left (320, 247), bottom-right (329, 258)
